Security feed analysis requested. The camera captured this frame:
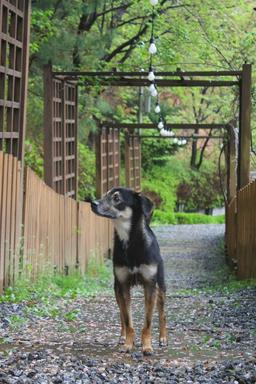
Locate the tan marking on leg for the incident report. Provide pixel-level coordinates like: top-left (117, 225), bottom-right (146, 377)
top-left (141, 283), bottom-right (156, 355)
top-left (115, 287), bottom-right (126, 344)
top-left (115, 281), bottom-right (135, 352)
top-left (157, 287), bottom-right (168, 346)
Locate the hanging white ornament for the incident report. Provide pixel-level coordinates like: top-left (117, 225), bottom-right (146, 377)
top-left (151, 87), bottom-right (158, 97)
top-left (148, 71), bottom-right (155, 81)
top-left (155, 104), bottom-right (161, 113)
top-left (177, 139), bottom-right (182, 146)
top-left (150, 0), bottom-right (158, 5)
top-left (158, 120), bottom-right (164, 130)
top-left (173, 138), bottom-right (178, 144)
top-left (149, 41), bottom-right (157, 55)
top-left (169, 130), bottom-right (174, 137)
top-left (149, 83), bottom-right (155, 92)
top-left (182, 139), bottom-right (187, 145)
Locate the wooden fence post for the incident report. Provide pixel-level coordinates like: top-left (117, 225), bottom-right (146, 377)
top-left (238, 64), bottom-right (251, 189)
top-left (226, 124), bottom-right (237, 202)
top-left (44, 63), bottom-right (54, 189)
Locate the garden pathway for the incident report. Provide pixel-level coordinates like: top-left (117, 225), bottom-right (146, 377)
top-left (0, 224), bottom-right (255, 383)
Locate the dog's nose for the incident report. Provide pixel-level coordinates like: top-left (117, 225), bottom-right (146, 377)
top-left (91, 201), bottom-right (99, 209)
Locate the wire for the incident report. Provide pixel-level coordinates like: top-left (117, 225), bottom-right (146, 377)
top-left (218, 141), bottom-right (228, 205)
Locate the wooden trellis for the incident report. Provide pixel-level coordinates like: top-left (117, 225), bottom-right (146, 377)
top-left (125, 132), bottom-right (141, 191)
top-left (44, 64), bottom-right (78, 198)
top-left (96, 126), bottom-right (120, 197)
top-left (0, 0), bottom-right (30, 160)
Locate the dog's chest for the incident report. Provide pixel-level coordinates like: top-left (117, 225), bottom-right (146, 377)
top-left (114, 219), bottom-right (131, 243)
top-left (115, 264), bottom-right (157, 283)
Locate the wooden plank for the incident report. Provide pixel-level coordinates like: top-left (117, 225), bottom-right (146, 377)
top-left (44, 63), bottom-right (54, 189)
top-left (18, 0), bottom-right (31, 162)
top-left (4, 155), bottom-right (13, 287)
top-left (0, 152), bottom-right (4, 292)
top-left (238, 64), bottom-right (251, 189)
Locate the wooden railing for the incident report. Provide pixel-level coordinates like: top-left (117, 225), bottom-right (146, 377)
top-left (226, 180), bottom-right (256, 278)
top-left (0, 152), bottom-right (113, 293)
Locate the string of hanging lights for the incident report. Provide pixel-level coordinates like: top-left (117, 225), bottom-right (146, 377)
top-left (147, 0), bottom-right (187, 145)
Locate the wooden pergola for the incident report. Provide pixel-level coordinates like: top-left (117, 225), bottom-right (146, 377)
top-left (44, 64), bottom-right (251, 200)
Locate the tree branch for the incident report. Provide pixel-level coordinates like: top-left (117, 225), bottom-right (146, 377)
top-left (103, 23), bottom-right (148, 62)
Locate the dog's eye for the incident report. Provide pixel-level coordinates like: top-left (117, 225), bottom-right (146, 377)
top-left (113, 194), bottom-right (120, 203)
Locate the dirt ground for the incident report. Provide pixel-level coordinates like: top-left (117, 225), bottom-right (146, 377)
top-left (0, 224), bottom-right (255, 383)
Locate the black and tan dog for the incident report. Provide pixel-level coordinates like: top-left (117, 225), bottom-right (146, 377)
top-left (91, 187), bottom-right (167, 355)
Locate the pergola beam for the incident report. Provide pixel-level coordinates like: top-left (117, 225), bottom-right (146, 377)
top-left (101, 123), bottom-right (227, 130)
top-left (129, 135), bottom-right (224, 139)
top-left (78, 79), bottom-right (238, 87)
top-left (52, 70), bottom-right (241, 77)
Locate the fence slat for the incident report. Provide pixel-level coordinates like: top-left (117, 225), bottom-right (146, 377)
top-left (227, 180), bottom-right (256, 278)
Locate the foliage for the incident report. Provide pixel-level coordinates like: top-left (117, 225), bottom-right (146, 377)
top-left (177, 162), bottom-right (225, 211)
top-left (174, 213), bottom-right (225, 225)
top-left (78, 143), bottom-right (96, 200)
top-left (0, 258), bottom-right (112, 304)
top-left (25, 1), bottom-right (256, 204)
top-left (24, 139), bottom-right (44, 178)
top-left (152, 211), bottom-right (224, 225)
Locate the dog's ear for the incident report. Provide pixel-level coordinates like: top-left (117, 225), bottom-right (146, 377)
top-left (136, 193), bottom-right (154, 221)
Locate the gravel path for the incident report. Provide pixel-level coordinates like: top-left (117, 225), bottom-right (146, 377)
top-left (0, 224), bottom-right (255, 383)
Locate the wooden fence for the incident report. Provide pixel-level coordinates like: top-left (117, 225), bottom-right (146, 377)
top-left (0, 151), bottom-right (113, 293)
top-left (23, 167), bottom-right (112, 277)
top-left (0, 152), bottom-right (22, 292)
top-left (226, 180), bottom-right (256, 278)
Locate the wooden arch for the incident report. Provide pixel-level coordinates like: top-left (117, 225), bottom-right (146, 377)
top-left (44, 64), bottom-right (252, 200)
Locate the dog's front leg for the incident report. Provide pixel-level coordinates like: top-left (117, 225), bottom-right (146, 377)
top-left (114, 279), bottom-right (135, 352)
top-left (142, 282), bottom-right (157, 355)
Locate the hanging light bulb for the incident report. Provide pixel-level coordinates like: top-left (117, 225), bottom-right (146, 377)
top-left (155, 104), bottom-right (161, 113)
top-left (169, 130), bottom-right (174, 137)
top-left (148, 71), bottom-right (155, 81)
top-left (149, 38), bottom-right (157, 55)
top-left (149, 83), bottom-right (155, 92)
top-left (150, 0), bottom-right (158, 5)
top-left (151, 87), bottom-right (158, 97)
top-left (173, 138), bottom-right (178, 144)
top-left (177, 139), bottom-right (182, 146)
top-left (182, 139), bottom-right (187, 145)
top-left (158, 120), bottom-right (164, 130)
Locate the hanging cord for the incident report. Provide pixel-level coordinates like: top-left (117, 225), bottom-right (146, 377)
top-left (218, 140), bottom-right (228, 205)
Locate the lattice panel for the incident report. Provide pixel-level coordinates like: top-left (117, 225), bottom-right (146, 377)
top-left (44, 65), bottom-right (78, 199)
top-left (125, 133), bottom-right (141, 191)
top-left (96, 127), bottom-right (120, 197)
top-left (0, 0), bottom-right (30, 159)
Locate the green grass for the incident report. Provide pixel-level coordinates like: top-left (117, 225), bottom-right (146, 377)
top-left (175, 278), bottom-right (256, 296)
top-left (152, 212), bottom-right (225, 225)
top-left (0, 257), bottom-right (112, 304)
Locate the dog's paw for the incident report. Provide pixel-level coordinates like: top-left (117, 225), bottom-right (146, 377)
top-left (120, 344), bottom-right (133, 353)
top-left (119, 335), bottom-right (126, 345)
top-left (159, 337), bottom-right (168, 347)
top-left (142, 346), bottom-right (153, 356)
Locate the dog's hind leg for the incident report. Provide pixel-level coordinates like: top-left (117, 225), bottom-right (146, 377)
top-left (157, 287), bottom-right (168, 347)
top-left (141, 282), bottom-right (157, 355)
top-left (114, 280), bottom-right (135, 352)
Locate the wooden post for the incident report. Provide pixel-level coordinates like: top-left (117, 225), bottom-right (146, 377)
top-left (226, 124), bottom-right (237, 202)
top-left (95, 132), bottom-right (102, 198)
top-left (238, 64), bottom-right (251, 189)
top-left (44, 63), bottom-right (54, 188)
top-left (125, 133), bottom-right (131, 188)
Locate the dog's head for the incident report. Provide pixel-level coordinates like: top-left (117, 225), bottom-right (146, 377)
top-left (91, 187), bottom-right (153, 223)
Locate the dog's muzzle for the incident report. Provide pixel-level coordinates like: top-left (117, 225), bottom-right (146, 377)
top-left (91, 200), bottom-right (99, 214)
